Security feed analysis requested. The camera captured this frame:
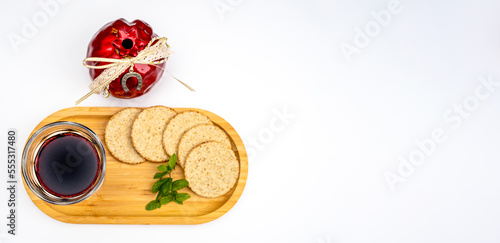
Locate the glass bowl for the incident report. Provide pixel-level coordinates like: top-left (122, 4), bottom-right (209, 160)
top-left (22, 121), bottom-right (106, 205)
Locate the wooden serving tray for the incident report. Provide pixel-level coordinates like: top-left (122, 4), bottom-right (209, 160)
top-left (22, 107), bottom-right (247, 224)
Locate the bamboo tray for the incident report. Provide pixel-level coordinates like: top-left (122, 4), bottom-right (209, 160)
top-left (22, 107), bottom-right (247, 224)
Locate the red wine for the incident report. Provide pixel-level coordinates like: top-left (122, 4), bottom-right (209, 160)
top-left (35, 133), bottom-right (99, 198)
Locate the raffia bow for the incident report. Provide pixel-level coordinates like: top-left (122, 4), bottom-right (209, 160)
top-left (76, 37), bottom-right (194, 105)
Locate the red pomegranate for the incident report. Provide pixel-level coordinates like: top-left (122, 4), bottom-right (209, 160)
top-left (86, 19), bottom-right (166, 99)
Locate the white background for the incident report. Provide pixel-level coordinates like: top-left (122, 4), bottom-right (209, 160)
top-left (1, 0), bottom-right (500, 242)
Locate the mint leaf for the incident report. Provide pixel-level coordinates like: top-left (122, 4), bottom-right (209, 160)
top-left (146, 157), bottom-right (191, 211)
top-left (160, 195), bottom-right (173, 205)
top-left (154, 171), bottom-right (168, 179)
top-left (172, 179), bottom-right (189, 191)
top-left (157, 165), bottom-right (168, 172)
top-left (160, 178), bottom-right (172, 195)
top-left (165, 193), bottom-right (175, 201)
top-left (152, 178), bottom-right (167, 193)
top-left (176, 193), bottom-right (191, 202)
top-left (168, 154), bottom-right (177, 171)
top-left (146, 200), bottom-right (158, 211)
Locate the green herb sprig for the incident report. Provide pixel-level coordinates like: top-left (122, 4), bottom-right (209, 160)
top-left (146, 154), bottom-right (190, 211)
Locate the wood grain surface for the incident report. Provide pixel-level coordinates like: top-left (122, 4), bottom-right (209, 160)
top-left (21, 107), bottom-right (248, 224)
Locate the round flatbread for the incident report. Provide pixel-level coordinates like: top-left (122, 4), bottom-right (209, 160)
top-left (162, 111), bottom-right (212, 157)
top-left (104, 108), bottom-right (145, 164)
top-left (184, 141), bottom-right (239, 198)
top-left (177, 124), bottom-right (231, 168)
top-left (131, 106), bottom-right (177, 162)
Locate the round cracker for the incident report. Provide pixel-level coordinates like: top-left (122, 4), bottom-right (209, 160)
top-left (184, 141), bottom-right (239, 198)
top-left (131, 106), bottom-right (177, 162)
top-left (104, 108), bottom-right (145, 164)
top-left (162, 111), bottom-right (212, 157)
top-left (177, 124), bottom-right (231, 168)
